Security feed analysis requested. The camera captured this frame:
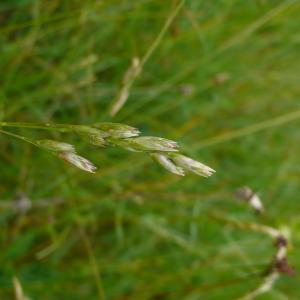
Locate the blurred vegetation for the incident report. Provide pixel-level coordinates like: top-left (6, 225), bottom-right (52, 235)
top-left (1, 0), bottom-right (300, 299)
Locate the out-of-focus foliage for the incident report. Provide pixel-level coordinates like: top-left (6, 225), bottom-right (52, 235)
top-left (1, 0), bottom-right (300, 299)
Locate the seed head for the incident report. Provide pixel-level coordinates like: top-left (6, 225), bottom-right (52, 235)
top-left (58, 152), bottom-right (97, 173)
top-left (74, 125), bottom-right (108, 147)
top-left (117, 136), bottom-right (179, 152)
top-left (151, 153), bottom-right (185, 176)
top-left (93, 122), bottom-right (140, 138)
top-left (171, 154), bottom-right (215, 177)
top-left (37, 139), bottom-right (75, 152)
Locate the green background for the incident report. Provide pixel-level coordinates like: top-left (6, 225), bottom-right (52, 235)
top-left (0, 0), bottom-right (300, 299)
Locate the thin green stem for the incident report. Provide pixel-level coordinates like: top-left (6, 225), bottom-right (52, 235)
top-left (77, 221), bottom-right (106, 300)
top-left (64, 176), bottom-right (106, 300)
top-left (140, 0), bottom-right (186, 67)
top-left (0, 128), bottom-right (40, 148)
top-left (0, 121), bottom-right (74, 132)
top-left (194, 109), bottom-right (300, 150)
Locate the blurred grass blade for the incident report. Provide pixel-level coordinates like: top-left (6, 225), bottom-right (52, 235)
top-left (13, 277), bottom-right (31, 300)
top-left (109, 0), bottom-right (186, 116)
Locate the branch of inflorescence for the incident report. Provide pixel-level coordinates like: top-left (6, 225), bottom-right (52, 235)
top-left (0, 121), bottom-right (215, 177)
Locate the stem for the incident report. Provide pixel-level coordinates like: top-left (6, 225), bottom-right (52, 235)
top-left (77, 222), bottom-right (106, 300)
top-left (140, 0), bottom-right (186, 67)
top-left (237, 273), bottom-right (279, 300)
top-left (0, 121), bottom-right (74, 132)
top-left (208, 212), bottom-right (280, 238)
top-left (0, 128), bottom-right (40, 148)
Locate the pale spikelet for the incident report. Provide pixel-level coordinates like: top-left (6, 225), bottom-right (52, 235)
top-left (93, 122), bottom-right (140, 138)
top-left (249, 194), bottom-right (264, 213)
top-left (171, 154), bottom-right (215, 177)
top-left (73, 125), bottom-right (108, 147)
top-left (151, 153), bottom-right (185, 176)
top-left (117, 136), bottom-right (179, 152)
top-left (236, 186), bottom-right (264, 213)
top-left (37, 139), bottom-right (75, 152)
top-left (58, 152), bottom-right (97, 173)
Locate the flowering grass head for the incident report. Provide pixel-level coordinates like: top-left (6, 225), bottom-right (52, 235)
top-left (1, 122), bottom-right (215, 178)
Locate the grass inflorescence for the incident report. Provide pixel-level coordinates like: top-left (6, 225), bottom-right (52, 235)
top-left (0, 121), bottom-right (215, 177)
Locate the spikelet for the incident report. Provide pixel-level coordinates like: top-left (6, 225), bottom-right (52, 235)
top-left (171, 154), bottom-right (215, 177)
top-left (93, 122), bottom-right (140, 138)
top-left (236, 186), bottom-right (264, 213)
top-left (58, 152), bottom-right (97, 173)
top-left (73, 125), bottom-right (108, 147)
top-left (37, 139), bottom-right (75, 152)
top-left (115, 136), bottom-right (179, 152)
top-left (37, 139), bottom-right (97, 173)
top-left (151, 153), bottom-right (185, 176)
